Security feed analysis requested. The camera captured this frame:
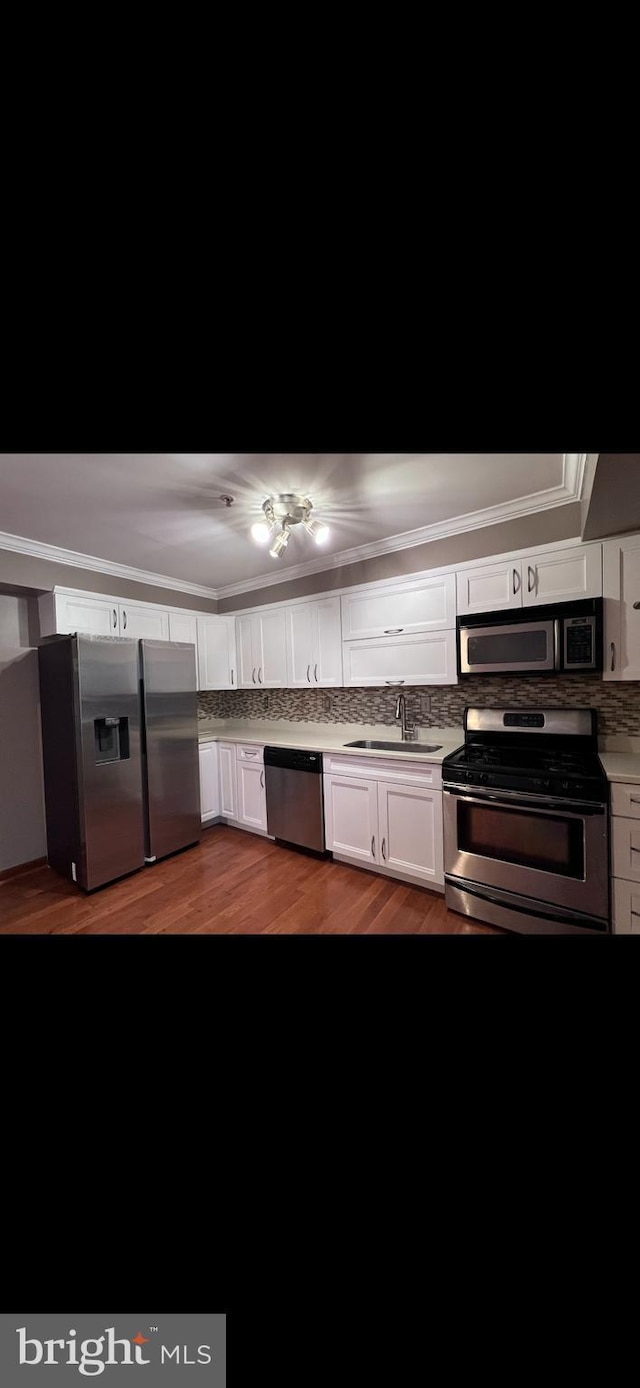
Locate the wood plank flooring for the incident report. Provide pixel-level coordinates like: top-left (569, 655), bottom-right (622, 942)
top-left (0, 825), bottom-right (500, 935)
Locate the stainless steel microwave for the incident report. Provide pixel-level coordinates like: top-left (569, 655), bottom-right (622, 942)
top-left (457, 598), bottom-right (603, 677)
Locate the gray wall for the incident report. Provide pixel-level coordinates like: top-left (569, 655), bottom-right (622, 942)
top-left (0, 547), bottom-right (219, 612)
top-left (219, 503), bottom-right (582, 612)
top-left (0, 594), bottom-right (47, 872)
top-left (583, 455), bottom-right (640, 540)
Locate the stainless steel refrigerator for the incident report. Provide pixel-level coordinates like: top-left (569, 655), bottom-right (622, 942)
top-left (38, 634), bottom-right (201, 890)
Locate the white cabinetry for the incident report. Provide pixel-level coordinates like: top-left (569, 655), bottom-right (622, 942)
top-left (610, 782), bottom-right (640, 932)
top-left (235, 744), bottom-right (267, 832)
top-left (199, 742), bottom-right (220, 823)
top-left (120, 603), bottom-right (169, 639)
top-left (603, 535), bottom-right (640, 680)
top-left (342, 574), bottom-right (455, 639)
top-left (323, 754), bottom-right (444, 888)
top-left (457, 543), bottom-right (602, 615)
top-left (237, 610), bottom-right (287, 688)
top-left (169, 612), bottom-right (199, 645)
top-left (197, 616), bottom-right (237, 689)
top-left (285, 597), bottom-right (342, 686)
top-left (38, 590), bottom-right (120, 636)
top-left (342, 629), bottom-right (457, 687)
top-left (218, 743), bottom-right (238, 819)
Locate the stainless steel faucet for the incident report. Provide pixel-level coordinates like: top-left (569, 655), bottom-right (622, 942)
top-left (395, 692), bottom-right (416, 741)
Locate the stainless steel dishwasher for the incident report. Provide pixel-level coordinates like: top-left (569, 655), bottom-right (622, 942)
top-left (264, 747), bottom-right (325, 853)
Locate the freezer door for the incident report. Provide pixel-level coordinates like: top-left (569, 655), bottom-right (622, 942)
top-left (76, 636), bottom-right (145, 890)
top-left (140, 640), bottom-right (201, 862)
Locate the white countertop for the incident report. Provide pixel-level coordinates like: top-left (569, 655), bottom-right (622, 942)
top-left (598, 736), bottom-right (640, 784)
top-left (197, 719), bottom-right (464, 764)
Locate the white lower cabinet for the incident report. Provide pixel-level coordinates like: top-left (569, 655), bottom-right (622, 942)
top-left (218, 743), bottom-right (237, 819)
top-left (323, 755), bottom-right (444, 888)
top-left (235, 758), bottom-right (267, 832)
top-left (199, 742), bottom-right (220, 822)
top-left (609, 780), bottom-right (640, 932)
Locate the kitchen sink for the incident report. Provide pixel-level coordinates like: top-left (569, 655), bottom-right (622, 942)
top-left (343, 739), bottom-right (442, 753)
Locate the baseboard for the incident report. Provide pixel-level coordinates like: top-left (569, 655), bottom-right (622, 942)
top-left (0, 856), bottom-right (47, 883)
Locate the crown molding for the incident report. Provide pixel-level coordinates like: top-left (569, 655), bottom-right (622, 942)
top-left (0, 454), bottom-right (588, 603)
top-left (0, 530), bottom-right (220, 600)
top-left (216, 454), bottom-right (588, 598)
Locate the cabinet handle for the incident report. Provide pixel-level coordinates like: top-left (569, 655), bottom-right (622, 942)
top-left (513, 568), bottom-right (519, 596)
top-left (258, 667), bottom-right (263, 683)
top-left (384, 628), bottom-right (403, 634)
top-left (112, 608), bottom-right (117, 629)
top-left (122, 609), bottom-right (127, 629)
top-left (611, 642), bottom-right (616, 672)
top-left (231, 669), bottom-right (234, 685)
top-left (307, 664), bottom-right (311, 682)
top-left (385, 679), bottom-right (404, 685)
top-left (260, 770), bottom-right (264, 789)
top-left (252, 668), bottom-right (256, 684)
top-left (371, 836), bottom-right (375, 858)
top-left (634, 602), bottom-right (640, 610)
top-left (527, 566), bottom-right (535, 594)
top-left (314, 663), bottom-right (318, 681)
top-left (381, 837), bottom-right (386, 861)
top-left (630, 798), bottom-right (640, 804)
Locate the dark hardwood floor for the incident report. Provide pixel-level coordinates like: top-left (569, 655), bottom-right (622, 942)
top-left (0, 825), bottom-right (500, 934)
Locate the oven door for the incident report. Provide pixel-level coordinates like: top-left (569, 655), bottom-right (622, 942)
top-left (443, 786), bottom-right (609, 920)
top-left (459, 619), bottom-right (558, 674)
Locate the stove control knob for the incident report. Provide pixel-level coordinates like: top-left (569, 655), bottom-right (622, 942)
top-left (479, 773), bottom-right (488, 784)
top-left (542, 779), bottom-right (550, 789)
top-left (467, 772), bottom-right (476, 784)
top-left (561, 780), bottom-right (569, 791)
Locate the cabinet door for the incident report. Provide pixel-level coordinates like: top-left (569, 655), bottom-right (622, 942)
top-left (237, 615), bottom-right (256, 687)
top-left (236, 760), bottom-right (267, 831)
top-left (169, 612), bottom-right (198, 645)
top-left (456, 561), bottom-right (523, 614)
top-left (314, 597), bottom-right (343, 685)
top-left (323, 774), bottom-right (379, 863)
top-left (286, 604), bottom-right (316, 686)
top-left (53, 593), bottom-right (120, 636)
top-left (199, 742), bottom-right (220, 822)
top-left (197, 617), bottom-right (236, 689)
top-left (612, 817), bottom-right (640, 883)
top-left (219, 743), bottom-right (237, 818)
top-left (119, 603), bottom-right (169, 639)
top-left (522, 543), bottom-right (602, 607)
top-left (377, 782), bottom-right (443, 886)
top-left (342, 629), bottom-right (457, 686)
top-left (603, 536), bottom-right (640, 680)
top-left (342, 574), bottom-right (455, 639)
top-left (256, 609), bottom-right (288, 687)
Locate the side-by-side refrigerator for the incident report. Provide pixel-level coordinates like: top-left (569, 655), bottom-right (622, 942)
top-left (38, 634), bottom-right (201, 891)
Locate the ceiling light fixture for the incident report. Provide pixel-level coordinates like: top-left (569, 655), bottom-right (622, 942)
top-left (251, 494), bottom-right (330, 559)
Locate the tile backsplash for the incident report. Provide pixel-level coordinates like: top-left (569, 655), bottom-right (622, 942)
top-left (198, 678), bottom-right (640, 737)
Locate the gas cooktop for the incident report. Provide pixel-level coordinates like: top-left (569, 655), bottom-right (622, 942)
top-left (442, 707), bottom-right (608, 803)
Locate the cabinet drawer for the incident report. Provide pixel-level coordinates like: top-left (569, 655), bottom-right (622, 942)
top-left (611, 816), bottom-right (640, 882)
top-left (235, 743), bottom-right (264, 763)
top-left (610, 783), bottom-right (640, 819)
top-left (612, 877), bottom-right (640, 934)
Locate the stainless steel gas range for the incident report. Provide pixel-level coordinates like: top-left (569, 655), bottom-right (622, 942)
top-left (442, 708), bottom-right (610, 935)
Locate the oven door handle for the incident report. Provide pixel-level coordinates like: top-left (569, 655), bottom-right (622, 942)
top-left (442, 786), bottom-right (606, 817)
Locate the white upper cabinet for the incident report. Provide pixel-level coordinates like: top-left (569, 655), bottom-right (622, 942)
top-left (341, 574), bottom-right (456, 640)
top-left (237, 610), bottom-right (287, 688)
top-left (169, 612), bottom-right (199, 646)
top-left (342, 629), bottom-right (457, 686)
top-left (285, 597), bottom-right (342, 687)
top-left (457, 543), bottom-right (602, 615)
top-left (38, 591), bottom-right (120, 637)
top-left (119, 603), bottom-right (169, 639)
top-left (456, 560), bottom-right (523, 615)
top-left (521, 544), bottom-right (602, 607)
top-left (197, 616), bottom-right (237, 689)
top-left (603, 535), bottom-right (640, 680)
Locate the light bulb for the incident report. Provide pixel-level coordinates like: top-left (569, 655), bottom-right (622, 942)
top-left (251, 521), bottom-right (272, 544)
top-left (269, 526), bottom-right (290, 559)
top-left (304, 516), bottom-right (330, 544)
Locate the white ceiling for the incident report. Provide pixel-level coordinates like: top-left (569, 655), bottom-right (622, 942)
top-left (0, 453), bottom-right (583, 596)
